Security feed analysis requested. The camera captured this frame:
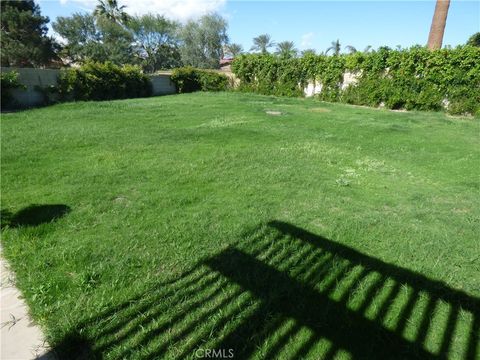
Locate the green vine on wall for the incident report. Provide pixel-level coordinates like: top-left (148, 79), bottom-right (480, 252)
top-left (232, 46), bottom-right (480, 115)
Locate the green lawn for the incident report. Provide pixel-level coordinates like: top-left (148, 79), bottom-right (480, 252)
top-left (1, 92), bottom-right (479, 359)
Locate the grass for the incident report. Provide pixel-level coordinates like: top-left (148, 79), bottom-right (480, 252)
top-left (1, 92), bottom-right (479, 359)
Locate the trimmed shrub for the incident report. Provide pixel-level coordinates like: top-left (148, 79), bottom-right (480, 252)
top-left (198, 70), bottom-right (229, 92)
top-left (57, 61), bottom-right (152, 101)
top-left (170, 67), bottom-right (228, 93)
top-left (1, 71), bottom-right (26, 110)
top-left (170, 67), bottom-right (201, 93)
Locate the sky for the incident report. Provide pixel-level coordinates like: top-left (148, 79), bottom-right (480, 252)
top-left (39, 0), bottom-right (480, 53)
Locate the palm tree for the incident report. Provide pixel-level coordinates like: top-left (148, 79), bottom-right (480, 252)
top-left (275, 41), bottom-right (297, 58)
top-left (94, 0), bottom-right (130, 24)
top-left (326, 39), bottom-right (341, 55)
top-left (250, 34), bottom-right (275, 54)
top-left (225, 43), bottom-right (243, 58)
top-left (345, 45), bottom-right (357, 54)
top-left (326, 40), bottom-right (357, 55)
top-left (427, 0), bottom-right (450, 49)
top-left (363, 45), bottom-right (373, 53)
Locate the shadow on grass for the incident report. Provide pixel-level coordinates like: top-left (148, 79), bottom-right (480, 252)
top-left (49, 221), bottom-right (479, 359)
top-left (1, 204), bottom-right (71, 228)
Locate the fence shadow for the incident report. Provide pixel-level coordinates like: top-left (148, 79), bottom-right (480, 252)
top-left (50, 221), bottom-right (479, 359)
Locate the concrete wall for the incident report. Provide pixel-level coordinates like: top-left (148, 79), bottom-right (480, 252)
top-left (1, 67), bottom-right (60, 108)
top-left (1, 67), bottom-right (176, 109)
top-left (303, 72), bottom-right (360, 97)
top-left (149, 74), bottom-right (176, 96)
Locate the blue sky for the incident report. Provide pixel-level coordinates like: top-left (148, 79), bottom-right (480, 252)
top-left (39, 0), bottom-right (480, 53)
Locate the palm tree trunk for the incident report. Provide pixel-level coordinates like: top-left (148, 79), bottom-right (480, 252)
top-left (427, 0), bottom-right (450, 50)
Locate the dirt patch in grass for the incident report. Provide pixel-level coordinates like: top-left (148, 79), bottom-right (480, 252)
top-left (309, 107), bottom-right (331, 113)
top-left (446, 114), bottom-right (475, 120)
top-left (266, 110), bottom-right (282, 116)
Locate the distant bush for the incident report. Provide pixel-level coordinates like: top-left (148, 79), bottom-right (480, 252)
top-left (170, 67), bottom-right (201, 93)
top-left (1, 71), bottom-right (26, 110)
top-left (57, 62), bottom-right (152, 101)
top-left (171, 67), bottom-right (228, 93)
top-left (198, 70), bottom-right (229, 91)
top-left (232, 46), bottom-right (480, 115)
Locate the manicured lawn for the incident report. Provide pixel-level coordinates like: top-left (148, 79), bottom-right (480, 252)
top-left (1, 92), bottom-right (479, 359)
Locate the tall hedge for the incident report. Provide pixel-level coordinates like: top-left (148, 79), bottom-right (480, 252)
top-left (58, 61), bottom-right (152, 101)
top-left (232, 46), bottom-right (480, 115)
top-left (170, 67), bottom-right (229, 93)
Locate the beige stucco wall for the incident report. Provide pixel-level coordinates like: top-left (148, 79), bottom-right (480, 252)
top-left (1, 68), bottom-right (177, 109)
top-left (1, 67), bottom-right (60, 108)
top-left (149, 74), bottom-right (176, 96)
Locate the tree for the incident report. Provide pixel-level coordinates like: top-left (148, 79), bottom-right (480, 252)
top-left (53, 13), bottom-right (103, 63)
top-left (363, 45), bottom-right (373, 53)
top-left (53, 12), bottom-right (134, 65)
top-left (345, 45), bottom-right (357, 54)
top-left (1, 0), bottom-right (58, 67)
top-left (127, 14), bottom-right (181, 72)
top-left (250, 34), bottom-right (275, 54)
top-left (326, 40), bottom-right (356, 55)
top-left (427, 0), bottom-right (450, 50)
top-left (93, 0), bottom-right (129, 24)
top-left (275, 41), bottom-right (297, 58)
top-left (466, 32), bottom-right (480, 47)
top-left (224, 43), bottom-right (243, 58)
top-left (326, 39), bottom-right (341, 55)
top-left (97, 16), bottom-right (134, 64)
top-left (179, 13), bottom-right (228, 69)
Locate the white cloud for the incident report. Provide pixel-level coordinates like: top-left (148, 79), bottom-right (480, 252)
top-left (61, 0), bottom-right (226, 21)
top-left (300, 32), bottom-right (315, 49)
top-left (61, 0), bottom-right (97, 8)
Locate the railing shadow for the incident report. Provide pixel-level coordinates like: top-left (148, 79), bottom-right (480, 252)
top-left (49, 221), bottom-right (479, 359)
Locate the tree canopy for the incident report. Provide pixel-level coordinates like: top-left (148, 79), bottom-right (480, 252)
top-left (326, 39), bottom-right (341, 55)
top-left (93, 0), bottom-right (130, 24)
top-left (179, 13), bottom-right (228, 69)
top-left (1, 0), bottom-right (58, 67)
top-left (466, 32), bottom-right (480, 47)
top-left (128, 14), bottom-right (181, 72)
top-left (225, 43), bottom-right (243, 58)
top-left (275, 41), bottom-right (297, 58)
top-left (53, 13), bottom-right (134, 65)
top-left (53, 3), bottom-right (229, 71)
top-left (250, 34), bottom-right (275, 54)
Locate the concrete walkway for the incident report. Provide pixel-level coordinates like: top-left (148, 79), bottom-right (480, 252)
top-left (1, 251), bottom-right (53, 359)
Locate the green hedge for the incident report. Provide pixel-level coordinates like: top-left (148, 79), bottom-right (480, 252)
top-left (171, 67), bottom-right (229, 93)
top-left (232, 46), bottom-right (480, 115)
top-left (1, 71), bottom-right (26, 110)
top-left (58, 62), bottom-right (152, 101)
top-left (231, 55), bottom-right (305, 97)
